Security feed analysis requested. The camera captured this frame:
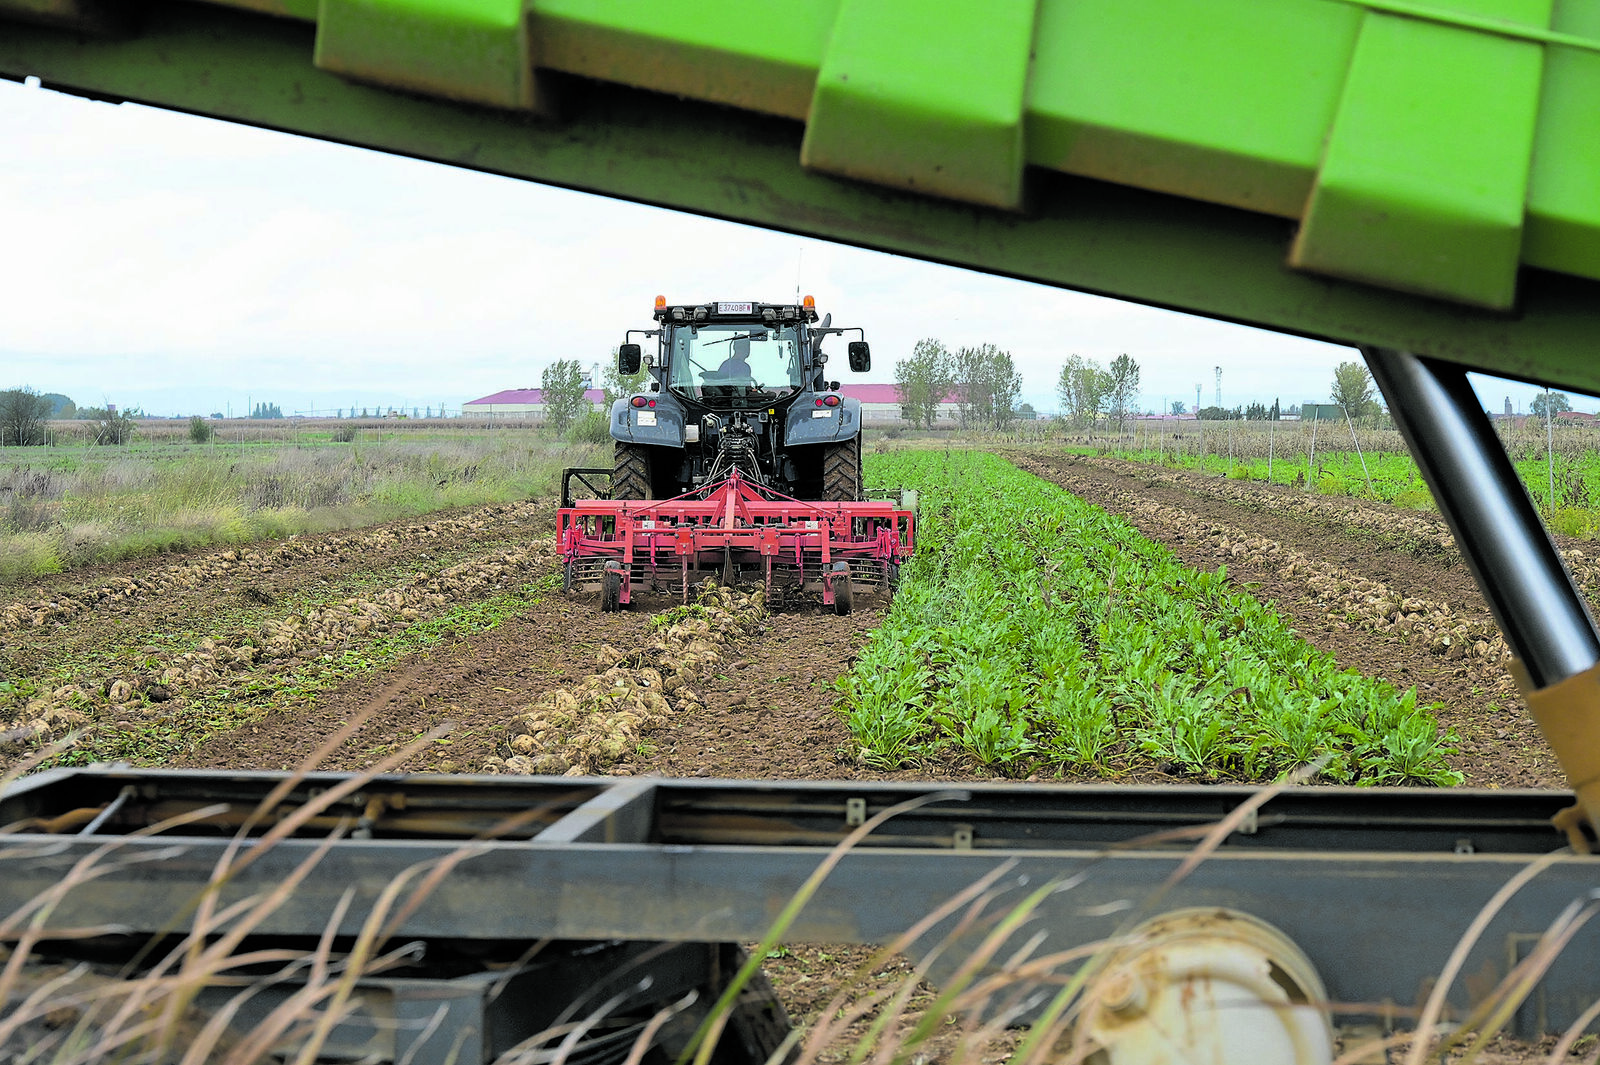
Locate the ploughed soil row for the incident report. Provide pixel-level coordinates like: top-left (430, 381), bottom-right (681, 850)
top-left (0, 502), bottom-right (556, 773)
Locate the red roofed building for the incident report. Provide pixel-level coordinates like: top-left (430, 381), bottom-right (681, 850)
top-left (463, 388), bottom-right (607, 419)
top-left (841, 384), bottom-right (961, 423)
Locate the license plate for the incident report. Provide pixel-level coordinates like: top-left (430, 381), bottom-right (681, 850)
top-left (811, 409), bottom-right (832, 418)
top-left (717, 302), bottom-right (754, 314)
top-left (637, 411), bottom-right (657, 426)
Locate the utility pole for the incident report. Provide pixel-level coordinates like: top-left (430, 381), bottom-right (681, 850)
top-left (1214, 366), bottom-right (1223, 408)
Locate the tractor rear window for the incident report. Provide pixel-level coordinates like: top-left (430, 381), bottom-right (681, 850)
top-left (668, 323), bottom-right (802, 399)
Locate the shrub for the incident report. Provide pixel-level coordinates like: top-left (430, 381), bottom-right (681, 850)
top-left (187, 415), bottom-right (214, 443)
top-left (566, 410), bottom-right (611, 445)
top-left (82, 408), bottom-right (135, 445)
top-left (331, 423), bottom-right (359, 443)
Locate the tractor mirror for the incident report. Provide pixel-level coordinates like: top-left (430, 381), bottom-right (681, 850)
top-left (618, 343), bottom-right (642, 375)
top-left (848, 341), bottom-right (871, 373)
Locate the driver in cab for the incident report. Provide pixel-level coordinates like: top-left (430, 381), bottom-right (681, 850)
top-left (716, 336), bottom-right (754, 381)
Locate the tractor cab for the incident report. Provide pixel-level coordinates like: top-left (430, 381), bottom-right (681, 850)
top-left (609, 297), bottom-right (870, 501)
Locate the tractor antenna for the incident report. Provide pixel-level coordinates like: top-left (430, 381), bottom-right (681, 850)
top-left (795, 249), bottom-right (804, 302)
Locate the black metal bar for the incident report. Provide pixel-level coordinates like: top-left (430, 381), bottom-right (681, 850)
top-left (1361, 346), bottom-right (1600, 688)
top-left (537, 778), bottom-right (658, 843)
top-left (561, 467), bottom-right (613, 508)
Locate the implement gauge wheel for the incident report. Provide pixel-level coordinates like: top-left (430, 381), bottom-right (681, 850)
top-left (831, 562), bottom-right (853, 616)
top-left (602, 565), bottom-right (624, 612)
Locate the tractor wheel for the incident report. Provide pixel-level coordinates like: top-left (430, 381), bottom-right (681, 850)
top-left (613, 442), bottom-right (653, 500)
top-left (821, 437), bottom-right (862, 502)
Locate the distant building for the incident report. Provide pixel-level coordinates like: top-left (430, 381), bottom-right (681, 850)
top-left (463, 388), bottom-right (607, 418)
top-left (841, 384), bottom-right (961, 424)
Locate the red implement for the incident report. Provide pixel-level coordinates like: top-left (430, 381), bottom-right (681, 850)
top-left (558, 471), bottom-right (914, 612)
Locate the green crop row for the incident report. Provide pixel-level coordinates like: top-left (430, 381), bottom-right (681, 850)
top-left (842, 451), bottom-right (1462, 784)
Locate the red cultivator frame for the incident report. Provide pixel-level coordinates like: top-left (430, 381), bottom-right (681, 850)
top-left (558, 471), bottom-right (915, 613)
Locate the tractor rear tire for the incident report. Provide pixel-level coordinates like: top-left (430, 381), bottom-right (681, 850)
top-left (821, 437), bottom-right (862, 502)
top-left (613, 442), bottom-right (653, 500)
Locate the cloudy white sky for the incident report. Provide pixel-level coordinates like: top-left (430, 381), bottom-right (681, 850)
top-left (0, 77), bottom-right (1575, 419)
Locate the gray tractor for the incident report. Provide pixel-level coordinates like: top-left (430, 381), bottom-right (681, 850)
top-left (608, 298), bottom-right (870, 501)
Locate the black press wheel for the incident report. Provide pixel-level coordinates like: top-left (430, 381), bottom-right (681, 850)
top-left (831, 562), bottom-right (853, 616)
top-left (602, 564), bottom-right (624, 612)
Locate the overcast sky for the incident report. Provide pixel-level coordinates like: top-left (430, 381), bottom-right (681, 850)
top-left (0, 77), bottom-right (1577, 419)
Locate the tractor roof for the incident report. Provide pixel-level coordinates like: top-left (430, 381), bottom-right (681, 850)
top-left (652, 300), bottom-right (821, 325)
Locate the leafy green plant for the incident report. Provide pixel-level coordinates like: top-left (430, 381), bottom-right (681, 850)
top-left (839, 451), bottom-right (1462, 785)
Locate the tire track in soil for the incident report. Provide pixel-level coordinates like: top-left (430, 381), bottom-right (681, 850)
top-left (1014, 451), bottom-right (1561, 789)
top-left (211, 590), bottom-right (895, 782)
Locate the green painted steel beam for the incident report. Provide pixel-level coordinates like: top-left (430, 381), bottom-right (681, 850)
top-left (801, 0), bottom-right (1036, 209)
top-left (11, 0), bottom-right (1600, 312)
top-left (1291, 7), bottom-right (1546, 309)
top-left (1026, 0), bottom-right (1361, 220)
top-left (530, 0), bottom-right (836, 121)
top-left (4, 1), bottom-right (1600, 391)
top-left (314, 0), bottom-right (535, 110)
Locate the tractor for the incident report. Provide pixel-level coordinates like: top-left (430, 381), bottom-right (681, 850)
top-left (556, 297), bottom-right (913, 612)
top-left (609, 296), bottom-right (870, 501)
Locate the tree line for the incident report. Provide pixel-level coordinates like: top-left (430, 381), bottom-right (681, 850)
top-left (0, 387), bottom-right (137, 446)
top-left (1056, 354), bottom-right (1141, 429)
top-left (893, 339), bottom-right (1026, 430)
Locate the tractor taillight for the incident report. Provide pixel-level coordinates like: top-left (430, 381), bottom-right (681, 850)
top-left (823, 394), bottom-right (841, 407)
top-left (648, 399), bottom-right (657, 408)
top-left (814, 398), bottom-right (823, 407)
top-left (631, 396), bottom-right (648, 408)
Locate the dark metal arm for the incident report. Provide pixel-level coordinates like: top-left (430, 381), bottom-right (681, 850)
top-left (1361, 346), bottom-right (1600, 689)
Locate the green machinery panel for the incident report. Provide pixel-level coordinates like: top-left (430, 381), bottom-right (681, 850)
top-left (4, 0), bottom-right (1600, 388)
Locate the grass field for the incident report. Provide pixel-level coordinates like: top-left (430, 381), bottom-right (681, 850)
top-left (0, 421), bottom-right (604, 581)
top-left (1050, 418), bottom-right (1600, 537)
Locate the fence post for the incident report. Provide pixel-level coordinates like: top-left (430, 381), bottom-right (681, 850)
top-left (1344, 406), bottom-right (1375, 498)
top-left (1269, 416), bottom-right (1275, 482)
top-left (1308, 412), bottom-right (1318, 488)
top-left (1547, 395), bottom-right (1556, 516)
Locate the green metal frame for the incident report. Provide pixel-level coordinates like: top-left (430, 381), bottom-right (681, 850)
top-left (3, 0), bottom-right (1600, 383)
